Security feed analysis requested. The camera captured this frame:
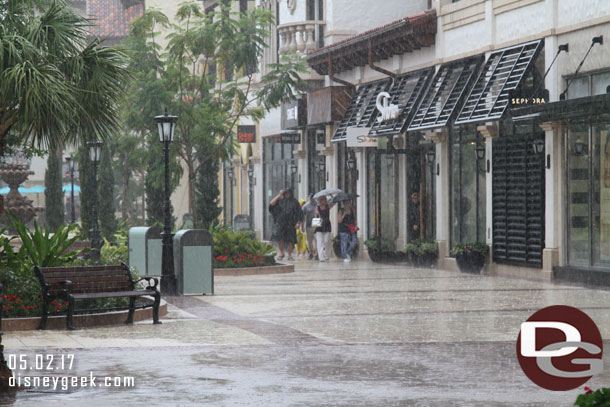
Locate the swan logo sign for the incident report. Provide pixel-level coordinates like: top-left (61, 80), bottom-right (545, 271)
top-left (516, 305), bottom-right (603, 391)
top-left (375, 92), bottom-right (399, 123)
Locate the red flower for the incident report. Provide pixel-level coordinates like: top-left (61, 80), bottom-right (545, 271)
top-left (5, 306), bottom-right (10, 311)
top-left (584, 386), bottom-right (594, 394)
top-left (216, 255), bottom-right (223, 261)
top-left (19, 294), bottom-right (23, 297)
top-left (55, 306), bottom-right (62, 311)
top-left (224, 250), bottom-right (229, 254)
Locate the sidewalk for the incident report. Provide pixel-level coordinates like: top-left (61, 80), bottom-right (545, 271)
top-left (3, 259), bottom-right (610, 406)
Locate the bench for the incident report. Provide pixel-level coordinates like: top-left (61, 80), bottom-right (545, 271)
top-left (34, 263), bottom-right (161, 330)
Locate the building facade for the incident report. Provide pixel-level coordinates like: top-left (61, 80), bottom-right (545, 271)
top-left (222, 0), bottom-right (610, 285)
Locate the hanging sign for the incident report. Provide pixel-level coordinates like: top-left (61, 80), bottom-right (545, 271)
top-left (237, 125), bottom-right (256, 143)
top-left (346, 127), bottom-right (377, 148)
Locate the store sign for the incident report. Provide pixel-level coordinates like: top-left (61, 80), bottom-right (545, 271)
top-left (376, 91), bottom-right (399, 123)
top-left (272, 133), bottom-right (301, 144)
top-left (281, 98), bottom-right (306, 129)
top-left (237, 125), bottom-right (256, 143)
top-left (346, 127), bottom-right (377, 148)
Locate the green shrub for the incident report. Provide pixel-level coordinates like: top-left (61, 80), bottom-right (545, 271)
top-left (575, 387), bottom-right (610, 407)
top-left (450, 242), bottom-right (488, 256)
top-left (364, 237), bottom-right (394, 252)
top-left (211, 225), bottom-right (276, 268)
top-left (404, 239), bottom-right (438, 257)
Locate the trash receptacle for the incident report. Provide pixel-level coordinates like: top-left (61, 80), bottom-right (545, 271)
top-left (173, 229), bottom-right (213, 295)
top-left (128, 227), bottom-right (162, 276)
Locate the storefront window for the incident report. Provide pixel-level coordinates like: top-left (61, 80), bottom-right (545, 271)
top-left (262, 137), bottom-right (298, 240)
top-left (567, 119), bottom-right (610, 267)
top-left (365, 149), bottom-right (399, 249)
top-left (450, 126), bottom-right (486, 247)
top-left (337, 142), bottom-right (356, 195)
top-left (366, 149), bottom-right (376, 239)
top-left (307, 128), bottom-right (325, 195)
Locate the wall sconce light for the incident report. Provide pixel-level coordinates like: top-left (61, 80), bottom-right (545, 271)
top-left (385, 154), bottom-right (394, 166)
top-left (318, 158), bottom-right (326, 173)
top-left (290, 162), bottom-right (298, 175)
top-left (573, 142), bottom-right (586, 156)
top-left (425, 149), bottom-right (436, 165)
top-left (346, 156), bottom-right (356, 170)
top-left (475, 146), bottom-right (485, 160)
top-left (247, 163), bottom-right (254, 179)
top-left (532, 139), bottom-right (545, 155)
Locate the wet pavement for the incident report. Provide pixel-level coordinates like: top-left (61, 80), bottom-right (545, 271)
top-left (3, 259), bottom-right (610, 406)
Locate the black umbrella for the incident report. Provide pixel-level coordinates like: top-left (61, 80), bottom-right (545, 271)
top-left (329, 192), bottom-right (359, 204)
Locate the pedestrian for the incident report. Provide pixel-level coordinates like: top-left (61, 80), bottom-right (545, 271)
top-left (338, 199), bottom-right (358, 262)
top-left (407, 191), bottom-right (421, 241)
top-left (269, 188), bottom-right (303, 261)
top-left (301, 193), bottom-right (318, 260)
top-left (295, 199), bottom-right (308, 258)
top-left (314, 195), bottom-right (335, 262)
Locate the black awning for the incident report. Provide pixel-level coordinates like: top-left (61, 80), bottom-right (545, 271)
top-left (408, 55), bottom-right (483, 131)
top-left (368, 68), bottom-right (434, 137)
top-left (510, 93), bottom-right (610, 123)
top-left (331, 79), bottom-right (390, 142)
top-left (454, 39), bottom-right (544, 125)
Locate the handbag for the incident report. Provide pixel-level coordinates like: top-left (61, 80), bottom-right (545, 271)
top-left (348, 224), bottom-right (357, 234)
top-left (311, 217), bottom-right (322, 228)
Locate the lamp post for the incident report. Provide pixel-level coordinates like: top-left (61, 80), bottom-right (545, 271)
top-left (87, 141), bottom-right (103, 263)
top-left (65, 156), bottom-right (76, 224)
top-left (154, 108), bottom-right (178, 296)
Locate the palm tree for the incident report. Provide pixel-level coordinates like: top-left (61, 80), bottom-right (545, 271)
top-left (0, 0), bottom-right (129, 154)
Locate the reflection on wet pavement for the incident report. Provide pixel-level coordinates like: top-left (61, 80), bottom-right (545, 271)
top-left (2, 260), bottom-right (608, 406)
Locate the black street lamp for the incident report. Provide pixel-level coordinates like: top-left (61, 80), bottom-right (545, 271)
top-left (154, 108), bottom-right (178, 296)
top-left (65, 156), bottom-right (77, 224)
top-left (247, 163), bottom-right (254, 179)
top-left (290, 162), bottom-right (298, 175)
top-left (87, 141), bottom-right (103, 263)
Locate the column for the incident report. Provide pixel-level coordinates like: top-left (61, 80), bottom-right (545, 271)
top-left (477, 122), bottom-right (498, 262)
top-left (426, 129), bottom-right (448, 259)
top-left (540, 121), bottom-right (562, 272)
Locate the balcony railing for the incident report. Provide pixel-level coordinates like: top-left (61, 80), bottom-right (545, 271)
top-left (278, 21), bottom-right (325, 55)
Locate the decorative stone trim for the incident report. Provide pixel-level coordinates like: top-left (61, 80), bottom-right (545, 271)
top-left (477, 122), bottom-right (499, 139)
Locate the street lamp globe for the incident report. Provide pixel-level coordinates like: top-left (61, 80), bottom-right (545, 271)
top-left (87, 141), bottom-right (103, 163)
top-left (154, 108), bottom-right (178, 142)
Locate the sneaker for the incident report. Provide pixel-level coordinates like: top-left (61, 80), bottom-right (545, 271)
top-left (314, 255), bottom-right (319, 261)
top-left (344, 257), bottom-right (351, 263)
top-left (308, 254), bottom-right (314, 260)
top-left (277, 255), bottom-right (284, 261)
top-left (286, 256), bottom-right (294, 261)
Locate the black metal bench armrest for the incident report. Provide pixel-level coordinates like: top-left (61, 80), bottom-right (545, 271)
top-left (135, 277), bottom-right (159, 290)
top-left (56, 280), bottom-right (73, 288)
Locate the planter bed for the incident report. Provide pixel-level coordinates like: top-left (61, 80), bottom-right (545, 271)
top-left (3, 298), bottom-right (168, 331)
top-left (367, 250), bottom-right (409, 263)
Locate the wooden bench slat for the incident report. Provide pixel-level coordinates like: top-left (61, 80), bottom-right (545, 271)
top-left (72, 290), bottom-right (155, 300)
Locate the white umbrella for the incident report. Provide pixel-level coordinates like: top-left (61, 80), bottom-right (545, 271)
top-left (313, 188), bottom-right (343, 199)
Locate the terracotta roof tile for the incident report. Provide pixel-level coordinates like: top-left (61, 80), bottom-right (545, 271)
top-left (86, 0), bottom-right (144, 40)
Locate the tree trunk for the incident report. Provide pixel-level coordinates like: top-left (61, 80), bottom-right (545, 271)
top-left (187, 160), bottom-right (197, 227)
top-left (122, 171), bottom-right (129, 220)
